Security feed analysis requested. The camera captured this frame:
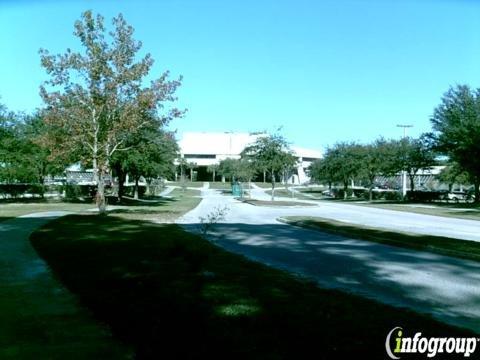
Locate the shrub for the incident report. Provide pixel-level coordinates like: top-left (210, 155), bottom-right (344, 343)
top-left (65, 184), bottom-right (96, 200)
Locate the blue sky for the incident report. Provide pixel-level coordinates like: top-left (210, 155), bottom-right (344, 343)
top-left (1, 0), bottom-right (479, 151)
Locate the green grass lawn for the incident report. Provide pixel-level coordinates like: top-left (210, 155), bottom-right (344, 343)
top-left (297, 186), bottom-right (326, 198)
top-left (166, 181), bottom-right (205, 188)
top-left (29, 214), bottom-right (474, 358)
top-left (281, 216), bottom-right (480, 263)
top-left (264, 189), bottom-right (314, 200)
top-left (0, 200), bottom-right (94, 222)
top-left (350, 201), bottom-right (480, 221)
top-left (244, 199), bottom-right (316, 207)
top-left (208, 182), bottom-right (232, 190)
top-left (252, 182), bottom-right (273, 188)
top-left (107, 189), bottom-right (201, 222)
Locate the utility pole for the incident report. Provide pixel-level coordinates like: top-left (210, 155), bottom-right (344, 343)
top-left (397, 124), bottom-right (413, 198)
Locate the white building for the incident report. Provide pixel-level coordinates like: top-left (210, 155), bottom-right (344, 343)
top-left (177, 132), bottom-right (321, 184)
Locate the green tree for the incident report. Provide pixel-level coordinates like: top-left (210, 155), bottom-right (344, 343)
top-left (186, 162), bottom-right (197, 182)
top-left (319, 142), bottom-right (362, 200)
top-left (430, 85), bottom-right (480, 202)
top-left (217, 158), bottom-right (241, 182)
top-left (242, 134), bottom-right (294, 201)
top-left (356, 139), bottom-right (394, 201)
top-left (39, 11), bottom-right (183, 212)
top-left (0, 107), bottom-right (21, 183)
top-left (438, 162), bottom-right (470, 192)
top-left (206, 164), bottom-right (219, 182)
top-left (398, 136), bottom-right (436, 192)
top-left (113, 127), bottom-right (178, 199)
top-left (309, 158), bottom-right (335, 189)
top-left (0, 110), bottom-right (63, 189)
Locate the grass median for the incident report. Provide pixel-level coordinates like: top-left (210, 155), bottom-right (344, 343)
top-left (29, 213), bottom-right (474, 358)
top-left (350, 202), bottom-right (480, 221)
top-left (280, 216), bottom-right (480, 263)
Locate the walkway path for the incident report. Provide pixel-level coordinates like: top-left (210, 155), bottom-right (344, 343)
top-left (177, 188), bottom-right (480, 333)
top-left (0, 212), bottom-right (129, 358)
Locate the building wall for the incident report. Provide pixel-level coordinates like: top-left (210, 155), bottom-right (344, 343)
top-left (178, 132), bottom-right (322, 184)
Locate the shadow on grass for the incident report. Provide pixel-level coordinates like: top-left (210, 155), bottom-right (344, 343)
top-left (107, 196), bottom-right (176, 207)
top-left (0, 215), bottom-right (130, 358)
top-left (29, 215), bottom-right (474, 359)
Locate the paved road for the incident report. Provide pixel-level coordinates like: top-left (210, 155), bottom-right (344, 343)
top-left (0, 212), bottom-right (129, 358)
top-left (177, 188), bottom-right (480, 333)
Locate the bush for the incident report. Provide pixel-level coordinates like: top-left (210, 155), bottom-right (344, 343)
top-left (384, 191), bottom-right (403, 201)
top-left (406, 190), bottom-right (443, 202)
top-left (65, 184), bottom-right (96, 200)
top-left (0, 184), bottom-right (45, 198)
top-left (123, 185), bottom-right (146, 197)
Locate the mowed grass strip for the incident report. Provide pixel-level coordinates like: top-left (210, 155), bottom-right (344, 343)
top-left (281, 216), bottom-right (480, 263)
top-left (107, 189), bottom-right (201, 222)
top-left (0, 200), bottom-right (93, 222)
top-left (30, 214), bottom-right (473, 359)
top-left (243, 199), bottom-right (316, 207)
top-left (351, 202), bottom-right (480, 221)
top-left (264, 189), bottom-right (314, 200)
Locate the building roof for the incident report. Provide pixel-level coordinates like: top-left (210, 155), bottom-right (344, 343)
top-left (178, 132), bottom-right (322, 159)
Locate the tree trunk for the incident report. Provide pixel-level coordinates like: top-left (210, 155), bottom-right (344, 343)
top-left (369, 176), bottom-right (374, 202)
top-left (146, 179), bottom-right (152, 196)
top-left (343, 181), bottom-right (348, 200)
top-left (212, 170), bottom-right (215, 182)
top-left (190, 168), bottom-right (193, 182)
top-left (96, 170), bottom-right (107, 214)
top-left (271, 169), bottom-right (275, 201)
top-left (117, 166), bottom-right (125, 202)
top-left (134, 177), bottom-right (140, 200)
top-left (263, 170), bottom-right (266, 183)
top-left (409, 174), bottom-right (415, 192)
top-left (475, 177), bottom-right (480, 204)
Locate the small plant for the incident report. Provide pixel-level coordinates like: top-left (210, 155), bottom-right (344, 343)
top-left (198, 205), bottom-right (229, 236)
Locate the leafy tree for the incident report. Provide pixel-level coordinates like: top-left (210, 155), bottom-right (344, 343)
top-left (319, 142), bottom-right (362, 199)
top-left (216, 158), bottom-right (256, 197)
top-left (21, 113), bottom-right (66, 186)
top-left (39, 11), bottom-right (183, 212)
top-left (0, 109), bottom-right (63, 188)
top-left (217, 158), bottom-right (241, 182)
top-left (206, 164), bottom-right (219, 182)
top-left (438, 162), bottom-right (470, 192)
top-left (398, 136), bottom-right (436, 192)
top-left (0, 108), bottom-right (21, 183)
top-left (242, 134), bottom-right (294, 201)
top-left (309, 158), bottom-right (335, 189)
top-left (279, 151), bottom-right (298, 193)
top-left (112, 127), bottom-right (178, 199)
top-left (430, 85), bottom-right (480, 202)
top-left (356, 139), bottom-right (395, 201)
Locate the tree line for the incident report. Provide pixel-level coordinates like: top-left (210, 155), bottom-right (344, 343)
top-left (309, 137), bottom-right (436, 201)
top-left (309, 84), bottom-right (480, 203)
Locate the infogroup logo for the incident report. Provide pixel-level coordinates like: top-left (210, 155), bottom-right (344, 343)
top-left (385, 327), bottom-right (479, 359)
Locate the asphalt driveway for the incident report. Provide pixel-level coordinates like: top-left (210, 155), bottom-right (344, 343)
top-left (177, 188), bottom-right (480, 333)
